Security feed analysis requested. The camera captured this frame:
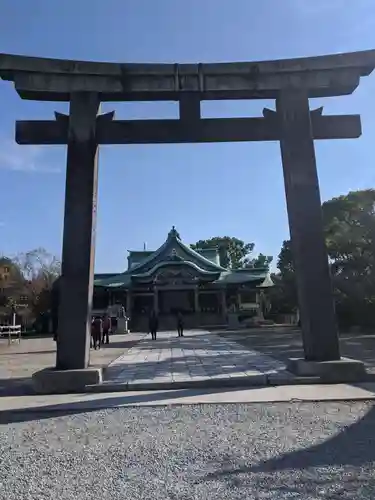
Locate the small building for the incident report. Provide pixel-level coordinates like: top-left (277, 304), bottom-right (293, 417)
top-left (93, 227), bottom-right (273, 330)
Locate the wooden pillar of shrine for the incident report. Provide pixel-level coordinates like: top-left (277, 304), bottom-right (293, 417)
top-left (221, 289), bottom-right (227, 319)
top-left (194, 288), bottom-right (200, 313)
top-left (153, 288), bottom-right (159, 314)
top-left (126, 291), bottom-right (132, 317)
top-left (256, 291), bottom-right (263, 319)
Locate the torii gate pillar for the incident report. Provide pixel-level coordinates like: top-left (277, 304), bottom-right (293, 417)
top-left (277, 90), bottom-right (340, 362)
top-left (56, 92), bottom-right (100, 371)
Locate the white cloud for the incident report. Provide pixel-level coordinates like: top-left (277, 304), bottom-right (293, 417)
top-left (0, 138), bottom-right (60, 173)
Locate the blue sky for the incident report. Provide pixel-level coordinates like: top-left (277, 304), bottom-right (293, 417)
top-left (0, 0), bottom-right (375, 272)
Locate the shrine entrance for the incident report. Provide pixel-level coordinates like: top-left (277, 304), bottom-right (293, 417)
top-left (158, 289), bottom-right (194, 315)
top-left (1, 50), bottom-right (374, 382)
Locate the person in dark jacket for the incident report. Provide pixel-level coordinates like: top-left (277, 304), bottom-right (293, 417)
top-left (102, 314), bottom-right (112, 344)
top-left (177, 311), bottom-right (184, 337)
top-left (91, 316), bottom-right (103, 349)
top-left (149, 310), bottom-right (158, 340)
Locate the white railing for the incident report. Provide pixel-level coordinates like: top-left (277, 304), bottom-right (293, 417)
top-left (0, 324), bottom-right (22, 345)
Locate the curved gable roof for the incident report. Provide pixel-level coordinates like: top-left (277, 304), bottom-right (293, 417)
top-left (129, 227), bottom-right (226, 274)
top-left (133, 259), bottom-right (221, 279)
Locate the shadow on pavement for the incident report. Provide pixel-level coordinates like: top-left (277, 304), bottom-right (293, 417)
top-left (0, 377), bottom-right (35, 397)
top-left (218, 329), bottom-right (375, 374)
top-left (105, 352), bottom-right (283, 382)
top-left (216, 330), bottom-right (305, 364)
top-left (104, 332), bottom-right (285, 383)
top-left (104, 338), bottom-right (144, 349)
top-left (0, 385), bottom-right (261, 425)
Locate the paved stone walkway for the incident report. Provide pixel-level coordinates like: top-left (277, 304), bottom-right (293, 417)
top-left (104, 330), bottom-right (286, 387)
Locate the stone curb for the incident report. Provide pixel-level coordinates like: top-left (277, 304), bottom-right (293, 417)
top-left (2, 392), bottom-right (375, 416)
top-left (86, 374), bottom-right (269, 392)
top-left (85, 370), bottom-right (375, 393)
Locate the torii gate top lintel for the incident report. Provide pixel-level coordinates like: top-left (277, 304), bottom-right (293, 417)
top-left (1, 49), bottom-right (375, 101)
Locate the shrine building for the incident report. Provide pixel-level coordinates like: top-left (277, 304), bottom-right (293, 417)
top-left (93, 227), bottom-right (273, 330)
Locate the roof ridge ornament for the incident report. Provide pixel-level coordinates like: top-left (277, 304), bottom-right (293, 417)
top-left (168, 226), bottom-right (180, 239)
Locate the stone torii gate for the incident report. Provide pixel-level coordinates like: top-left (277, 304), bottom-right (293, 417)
top-left (1, 50), bottom-right (374, 391)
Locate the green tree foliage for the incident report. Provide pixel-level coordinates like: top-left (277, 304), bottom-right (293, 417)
top-left (244, 253), bottom-right (273, 269)
top-left (269, 240), bottom-right (298, 314)
top-left (191, 236), bottom-right (252, 268)
top-left (323, 189), bottom-right (375, 328)
top-left (277, 240), bottom-right (294, 276)
top-left (274, 189), bottom-right (375, 327)
top-left (191, 236), bottom-right (272, 269)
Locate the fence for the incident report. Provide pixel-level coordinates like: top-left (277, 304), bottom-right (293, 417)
top-left (0, 324), bottom-right (22, 345)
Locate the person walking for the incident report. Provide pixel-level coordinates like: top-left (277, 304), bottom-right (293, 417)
top-left (149, 310), bottom-right (158, 340)
top-left (177, 311), bottom-right (184, 337)
top-left (102, 313), bottom-right (112, 345)
top-left (90, 318), bottom-right (94, 349)
top-left (91, 316), bottom-right (103, 350)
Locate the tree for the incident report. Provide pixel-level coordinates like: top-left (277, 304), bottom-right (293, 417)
top-left (322, 189), bottom-right (375, 328)
top-left (277, 240), bottom-right (294, 276)
top-left (14, 248), bottom-right (61, 318)
top-left (191, 236), bottom-right (255, 269)
top-left (0, 256), bottom-right (27, 315)
top-left (244, 253), bottom-right (273, 269)
top-left (323, 189), bottom-right (375, 275)
top-left (269, 240), bottom-right (298, 314)
top-left (15, 248), bottom-right (60, 283)
top-left (274, 189), bottom-right (375, 326)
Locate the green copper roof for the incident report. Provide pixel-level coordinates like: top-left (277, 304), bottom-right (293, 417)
top-left (94, 227), bottom-right (273, 289)
top-left (194, 247), bottom-right (221, 266)
top-left (134, 260), bottom-right (220, 279)
top-left (94, 273), bottom-right (132, 288)
top-left (257, 273), bottom-right (274, 288)
top-left (127, 250), bottom-right (155, 269)
top-left (213, 268), bottom-right (271, 285)
top-left (128, 226), bottom-right (226, 274)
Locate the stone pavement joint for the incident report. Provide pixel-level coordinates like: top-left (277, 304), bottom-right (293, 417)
top-left (102, 329), bottom-right (287, 390)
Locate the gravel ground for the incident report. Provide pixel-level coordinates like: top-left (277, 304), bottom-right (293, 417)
top-left (1, 402), bottom-right (375, 499)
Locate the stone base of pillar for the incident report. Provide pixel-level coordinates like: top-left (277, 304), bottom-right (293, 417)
top-left (287, 357), bottom-right (367, 383)
top-left (32, 367), bottom-right (102, 394)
